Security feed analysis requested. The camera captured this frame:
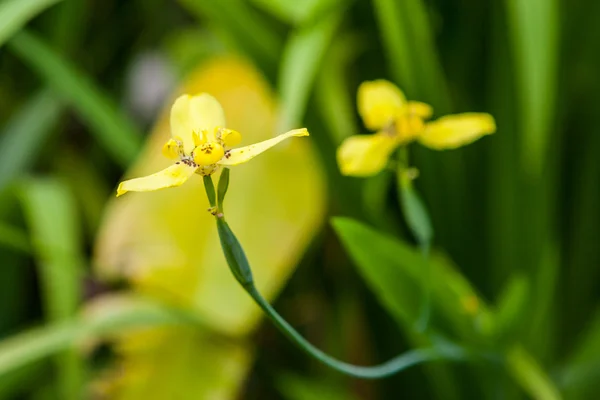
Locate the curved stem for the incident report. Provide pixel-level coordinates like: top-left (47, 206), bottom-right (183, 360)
top-left (244, 282), bottom-right (464, 379)
top-left (204, 173), bottom-right (466, 379)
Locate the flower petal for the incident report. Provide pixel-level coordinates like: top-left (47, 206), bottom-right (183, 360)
top-left (218, 128), bottom-right (309, 166)
top-left (189, 94), bottom-right (226, 142)
top-left (419, 113), bottom-right (496, 150)
top-left (358, 80), bottom-right (406, 131)
top-left (170, 94), bottom-right (226, 153)
top-left (406, 101), bottom-right (433, 119)
top-left (116, 163), bottom-right (197, 197)
top-left (337, 132), bottom-right (399, 177)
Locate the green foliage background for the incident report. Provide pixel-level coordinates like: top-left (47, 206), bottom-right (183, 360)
top-left (0, 0), bottom-right (598, 398)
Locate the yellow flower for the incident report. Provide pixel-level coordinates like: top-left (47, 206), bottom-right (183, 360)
top-left (337, 80), bottom-right (496, 176)
top-left (117, 93), bottom-right (308, 196)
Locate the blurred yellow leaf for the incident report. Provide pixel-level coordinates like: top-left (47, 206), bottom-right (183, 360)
top-left (92, 56), bottom-right (325, 399)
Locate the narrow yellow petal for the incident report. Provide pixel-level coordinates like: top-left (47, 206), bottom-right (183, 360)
top-left (406, 101), bottom-right (433, 119)
top-left (337, 132), bottom-right (399, 177)
top-left (116, 163), bottom-right (197, 197)
top-left (358, 80), bottom-right (406, 131)
top-left (218, 128), bottom-right (308, 166)
top-left (419, 113), bottom-right (496, 150)
top-left (170, 94), bottom-right (226, 153)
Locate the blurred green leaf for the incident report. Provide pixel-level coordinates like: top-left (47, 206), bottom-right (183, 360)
top-left (332, 217), bottom-right (492, 341)
top-left (251, 0), bottom-right (342, 26)
top-left (315, 32), bottom-right (361, 144)
top-left (0, 90), bottom-right (62, 194)
top-left (19, 177), bottom-right (84, 399)
top-left (0, 0), bottom-right (61, 48)
top-left (333, 218), bottom-right (560, 399)
top-left (277, 9), bottom-right (344, 132)
top-left (372, 0), bottom-right (449, 110)
top-left (0, 296), bottom-right (206, 379)
top-left (561, 309), bottom-right (600, 399)
top-left (494, 274), bottom-right (529, 341)
top-left (178, 0), bottom-right (282, 73)
top-left (506, 346), bottom-right (562, 400)
top-left (50, 0), bottom-right (86, 53)
top-left (19, 178), bottom-right (82, 321)
top-left (8, 30), bottom-right (142, 167)
top-left (332, 217), bottom-right (422, 325)
top-left (0, 363), bottom-right (47, 399)
top-left (54, 151), bottom-right (110, 237)
top-left (505, 0), bottom-right (559, 175)
top-left (0, 222), bottom-right (30, 254)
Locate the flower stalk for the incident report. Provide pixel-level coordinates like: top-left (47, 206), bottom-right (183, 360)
top-left (396, 148), bottom-right (433, 331)
top-left (204, 170), bottom-right (467, 379)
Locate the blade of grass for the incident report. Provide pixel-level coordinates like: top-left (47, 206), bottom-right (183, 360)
top-left (505, 0), bottom-right (561, 363)
top-left (50, 0), bottom-right (86, 53)
top-left (0, 296), bottom-right (207, 379)
top-left (505, 0), bottom-right (559, 176)
top-left (277, 9), bottom-right (344, 132)
top-left (506, 346), bottom-right (562, 400)
top-left (0, 0), bottom-right (62, 48)
top-left (251, 0), bottom-right (342, 26)
top-left (315, 32), bottom-right (362, 144)
top-left (8, 30), bottom-right (142, 167)
top-left (19, 178), bottom-right (84, 399)
top-left (0, 90), bottom-right (62, 194)
top-left (372, 0), bottom-right (449, 110)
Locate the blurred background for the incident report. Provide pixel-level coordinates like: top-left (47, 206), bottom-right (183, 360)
top-left (0, 0), bottom-right (599, 398)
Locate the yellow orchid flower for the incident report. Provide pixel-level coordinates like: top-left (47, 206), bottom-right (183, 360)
top-left (116, 93), bottom-right (308, 196)
top-left (337, 79), bottom-right (496, 176)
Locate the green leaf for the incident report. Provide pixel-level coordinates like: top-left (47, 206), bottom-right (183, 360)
top-left (19, 177), bottom-right (84, 398)
top-left (505, 0), bottom-right (559, 175)
top-left (8, 31), bottom-right (141, 167)
top-left (315, 32), bottom-right (362, 144)
top-left (333, 217), bottom-right (422, 325)
top-left (495, 274), bottom-right (529, 342)
top-left (399, 182), bottom-right (433, 247)
top-left (331, 217), bottom-right (493, 341)
top-left (178, 0), bottom-right (282, 72)
top-left (0, 296), bottom-right (206, 379)
top-left (372, 0), bottom-right (449, 110)
top-left (19, 178), bottom-right (83, 321)
top-left (277, 9), bottom-right (344, 132)
top-left (0, 0), bottom-right (62, 48)
top-left (561, 308), bottom-right (600, 399)
top-left (0, 90), bottom-right (62, 194)
top-left (506, 346), bottom-right (562, 400)
top-left (251, 0), bottom-right (343, 26)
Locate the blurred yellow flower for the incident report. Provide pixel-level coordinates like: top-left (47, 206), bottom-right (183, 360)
top-left (117, 93), bottom-right (308, 196)
top-left (337, 80), bottom-right (496, 176)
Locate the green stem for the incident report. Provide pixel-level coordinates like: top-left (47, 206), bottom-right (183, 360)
top-left (203, 172), bottom-right (465, 379)
top-left (397, 147), bottom-right (433, 331)
top-left (245, 283), bottom-right (458, 379)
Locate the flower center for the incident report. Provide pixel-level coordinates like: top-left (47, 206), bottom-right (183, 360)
top-left (193, 142), bottom-right (225, 166)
